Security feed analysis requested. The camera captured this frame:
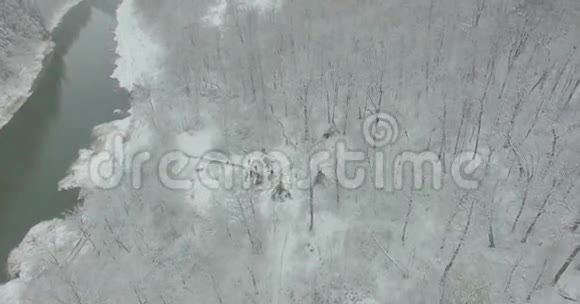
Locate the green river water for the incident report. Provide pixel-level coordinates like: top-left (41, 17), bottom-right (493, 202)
top-left (0, 1), bottom-right (128, 282)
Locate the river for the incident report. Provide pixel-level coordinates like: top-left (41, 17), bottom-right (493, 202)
top-left (0, 0), bottom-right (128, 282)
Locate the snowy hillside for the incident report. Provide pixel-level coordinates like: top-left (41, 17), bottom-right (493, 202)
top-left (0, 0), bottom-right (81, 129)
top-left (3, 0), bottom-right (580, 303)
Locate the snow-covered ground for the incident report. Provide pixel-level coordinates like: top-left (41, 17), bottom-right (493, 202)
top-left (0, 218), bottom-right (82, 303)
top-left (2, 0), bottom-right (580, 303)
top-left (202, 0), bottom-right (279, 27)
top-left (0, 0), bottom-right (82, 130)
top-left (111, 0), bottom-right (162, 91)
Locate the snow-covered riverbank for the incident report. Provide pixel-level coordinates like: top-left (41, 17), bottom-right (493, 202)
top-left (0, 0), bottom-right (82, 130)
top-left (0, 0), bottom-right (159, 301)
top-left (59, 0), bottom-right (161, 191)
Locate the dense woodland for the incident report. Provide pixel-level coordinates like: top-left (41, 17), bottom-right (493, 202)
top-left (4, 0), bottom-right (580, 303)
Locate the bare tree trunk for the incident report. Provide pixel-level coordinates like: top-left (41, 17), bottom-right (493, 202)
top-left (324, 72), bottom-right (332, 124)
top-left (309, 184), bottom-right (314, 232)
top-left (439, 100), bottom-right (447, 172)
top-left (474, 57), bottom-right (494, 158)
top-left (560, 79), bottom-right (579, 113)
top-left (335, 156), bottom-right (341, 209)
top-left (553, 245), bottom-right (580, 286)
top-left (504, 257), bottom-right (522, 293)
top-left (208, 272), bottom-right (225, 304)
top-left (521, 70), bottom-right (550, 142)
top-left (453, 100), bottom-right (468, 155)
top-left (440, 199), bottom-right (475, 304)
top-left (440, 197), bottom-right (466, 250)
top-left (473, 0), bottom-right (487, 28)
top-left (522, 179), bottom-right (558, 243)
top-left (247, 265), bottom-right (260, 296)
top-left (227, 0), bottom-right (244, 45)
top-left (342, 78), bottom-right (352, 135)
top-left (526, 259), bottom-right (547, 302)
top-left (474, 98), bottom-right (484, 159)
top-left (505, 92), bottom-right (524, 147)
top-left (512, 169), bottom-right (534, 232)
top-left (372, 232), bottom-right (407, 278)
top-left (237, 198), bottom-right (256, 251)
top-left (401, 197), bottom-right (413, 245)
top-left (296, 77), bottom-right (313, 142)
top-left (332, 74), bottom-right (339, 126)
top-left (488, 211), bottom-right (496, 248)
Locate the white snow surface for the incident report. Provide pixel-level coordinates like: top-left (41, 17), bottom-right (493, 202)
top-left (202, 0), bottom-right (279, 27)
top-left (0, 281), bottom-right (24, 304)
top-left (111, 0), bottom-right (162, 91)
top-left (4, 0), bottom-right (580, 303)
top-left (6, 219), bottom-right (81, 280)
top-left (202, 0), bottom-right (228, 27)
top-left (176, 125), bottom-right (222, 216)
top-left (0, 219), bottom-right (81, 304)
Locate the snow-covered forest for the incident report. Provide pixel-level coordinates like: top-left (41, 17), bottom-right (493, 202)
top-left (2, 0), bottom-right (580, 303)
top-left (0, 0), bottom-right (81, 129)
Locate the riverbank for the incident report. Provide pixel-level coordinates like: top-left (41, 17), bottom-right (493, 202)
top-left (0, 0), bottom-right (157, 300)
top-left (0, 1), bottom-right (134, 301)
top-left (59, 0), bottom-right (160, 191)
top-left (0, 0), bottom-right (82, 130)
